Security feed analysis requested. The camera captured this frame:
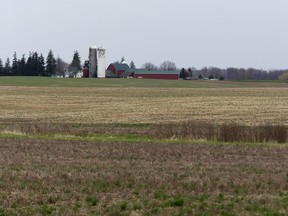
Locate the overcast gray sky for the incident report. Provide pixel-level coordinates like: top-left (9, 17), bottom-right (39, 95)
top-left (1, 0), bottom-right (288, 70)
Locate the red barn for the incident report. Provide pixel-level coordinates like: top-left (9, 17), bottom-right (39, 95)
top-left (133, 70), bottom-right (179, 80)
top-left (106, 63), bottom-right (180, 80)
top-left (106, 63), bottom-right (132, 78)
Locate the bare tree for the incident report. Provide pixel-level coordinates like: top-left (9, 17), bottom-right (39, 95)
top-left (160, 61), bottom-right (177, 71)
top-left (55, 57), bottom-right (69, 77)
top-left (142, 62), bottom-right (158, 70)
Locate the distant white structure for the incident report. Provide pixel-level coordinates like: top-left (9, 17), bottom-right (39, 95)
top-left (97, 47), bottom-right (106, 78)
top-left (88, 45), bottom-right (106, 78)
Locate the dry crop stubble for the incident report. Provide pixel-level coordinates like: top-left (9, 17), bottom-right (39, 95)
top-left (0, 86), bottom-right (287, 125)
top-left (1, 139), bottom-right (288, 214)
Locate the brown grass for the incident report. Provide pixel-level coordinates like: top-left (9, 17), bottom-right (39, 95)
top-left (0, 86), bottom-right (287, 125)
top-left (155, 121), bottom-right (287, 143)
top-left (1, 138), bottom-right (288, 215)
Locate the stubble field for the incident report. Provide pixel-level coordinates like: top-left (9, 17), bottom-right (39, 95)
top-left (0, 77), bottom-right (288, 215)
top-left (0, 85), bottom-right (287, 125)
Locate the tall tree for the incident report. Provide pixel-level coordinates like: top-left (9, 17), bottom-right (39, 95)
top-left (180, 68), bottom-right (188, 79)
top-left (46, 50), bottom-right (56, 76)
top-left (142, 62), bottom-right (157, 70)
top-left (55, 57), bottom-right (68, 77)
top-left (130, 60), bottom-right (136, 69)
top-left (70, 51), bottom-right (81, 71)
top-left (160, 61), bottom-right (177, 71)
top-left (188, 68), bottom-right (192, 79)
top-left (31, 52), bottom-right (39, 76)
top-left (38, 54), bottom-right (45, 76)
top-left (4, 58), bottom-right (11, 76)
top-left (0, 58), bottom-right (3, 76)
top-left (25, 52), bottom-right (35, 76)
top-left (18, 55), bottom-right (26, 76)
top-left (11, 52), bottom-right (19, 76)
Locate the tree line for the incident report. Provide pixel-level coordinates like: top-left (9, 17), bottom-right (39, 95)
top-left (188, 66), bottom-right (288, 80)
top-left (0, 50), bottom-right (81, 77)
top-left (141, 61), bottom-right (288, 80)
top-left (1, 51), bottom-right (287, 80)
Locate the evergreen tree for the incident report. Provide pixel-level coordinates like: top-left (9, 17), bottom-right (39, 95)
top-left (25, 52), bottom-right (39, 76)
top-left (38, 54), bottom-right (45, 76)
top-left (25, 53), bottom-right (33, 76)
top-left (219, 76), bottom-right (224, 81)
top-left (31, 52), bottom-right (39, 76)
top-left (4, 58), bottom-right (11, 76)
top-left (198, 74), bottom-right (203, 79)
top-left (188, 68), bottom-right (192, 79)
top-left (46, 50), bottom-right (56, 76)
top-left (70, 51), bottom-right (81, 71)
top-left (130, 61), bottom-right (136, 69)
top-left (12, 52), bottom-right (19, 76)
top-left (19, 55), bottom-right (26, 76)
top-left (0, 58), bottom-right (3, 76)
top-left (208, 74), bottom-right (214, 79)
top-left (180, 68), bottom-right (187, 79)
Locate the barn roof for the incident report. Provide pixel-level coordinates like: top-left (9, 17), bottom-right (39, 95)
top-left (133, 69), bottom-right (179, 75)
top-left (112, 62), bottom-right (130, 71)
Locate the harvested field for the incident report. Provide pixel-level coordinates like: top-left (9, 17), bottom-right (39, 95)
top-left (1, 139), bottom-right (288, 215)
top-left (0, 78), bottom-right (288, 215)
top-left (0, 86), bottom-right (287, 125)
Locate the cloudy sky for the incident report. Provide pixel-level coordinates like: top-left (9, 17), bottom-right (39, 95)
top-left (1, 0), bottom-right (288, 70)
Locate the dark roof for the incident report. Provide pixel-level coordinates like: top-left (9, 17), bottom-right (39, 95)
top-left (112, 63), bottom-right (130, 71)
top-left (133, 69), bottom-right (179, 75)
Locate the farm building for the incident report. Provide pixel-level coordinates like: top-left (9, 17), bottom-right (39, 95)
top-left (106, 62), bottom-right (180, 80)
top-left (82, 46), bottom-right (106, 78)
top-left (82, 45), bottom-right (180, 79)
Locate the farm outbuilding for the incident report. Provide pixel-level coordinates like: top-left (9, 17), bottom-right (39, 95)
top-left (106, 62), bottom-right (180, 80)
top-left (82, 46), bottom-right (106, 78)
top-left (82, 46), bottom-right (180, 80)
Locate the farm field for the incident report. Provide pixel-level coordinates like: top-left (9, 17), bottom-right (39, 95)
top-left (0, 77), bottom-right (287, 125)
top-left (0, 77), bottom-right (288, 215)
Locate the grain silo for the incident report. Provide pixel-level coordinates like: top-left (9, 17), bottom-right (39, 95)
top-left (97, 47), bottom-right (106, 78)
top-left (89, 45), bottom-right (97, 77)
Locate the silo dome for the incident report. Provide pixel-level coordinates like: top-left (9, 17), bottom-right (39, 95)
top-left (90, 45), bottom-right (97, 49)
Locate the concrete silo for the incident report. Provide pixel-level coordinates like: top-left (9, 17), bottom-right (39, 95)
top-left (88, 45), bottom-right (106, 78)
top-left (89, 45), bottom-right (97, 77)
top-left (97, 48), bottom-right (106, 78)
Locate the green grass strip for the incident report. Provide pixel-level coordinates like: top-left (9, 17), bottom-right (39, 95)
top-left (0, 132), bottom-right (287, 148)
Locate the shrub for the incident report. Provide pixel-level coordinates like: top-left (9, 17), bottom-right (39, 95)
top-left (86, 195), bottom-right (98, 206)
top-left (219, 76), bottom-right (224, 81)
top-left (120, 201), bottom-right (128, 211)
top-left (279, 73), bottom-right (288, 80)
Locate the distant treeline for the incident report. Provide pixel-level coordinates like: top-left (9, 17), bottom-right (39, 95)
top-left (181, 67), bottom-right (288, 80)
top-left (0, 51), bottom-right (287, 80)
top-left (0, 50), bottom-right (81, 77)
